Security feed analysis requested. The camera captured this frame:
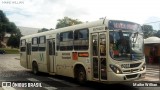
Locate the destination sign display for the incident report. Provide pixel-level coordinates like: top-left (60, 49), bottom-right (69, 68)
top-left (108, 20), bottom-right (139, 31)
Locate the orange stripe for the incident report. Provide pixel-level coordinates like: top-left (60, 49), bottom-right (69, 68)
top-left (78, 53), bottom-right (89, 57)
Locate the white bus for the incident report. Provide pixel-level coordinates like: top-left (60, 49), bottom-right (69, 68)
top-left (20, 19), bottom-right (146, 83)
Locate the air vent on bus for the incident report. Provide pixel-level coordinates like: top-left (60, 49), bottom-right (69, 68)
top-left (130, 63), bottom-right (141, 68)
top-left (126, 74), bottom-right (138, 79)
top-left (123, 69), bottom-right (139, 73)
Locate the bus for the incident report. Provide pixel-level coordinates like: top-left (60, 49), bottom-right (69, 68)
top-left (20, 19), bottom-right (146, 83)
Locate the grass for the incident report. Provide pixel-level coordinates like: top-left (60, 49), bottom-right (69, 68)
top-left (0, 48), bottom-right (19, 54)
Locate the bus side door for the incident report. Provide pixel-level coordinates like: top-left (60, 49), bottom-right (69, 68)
top-left (91, 32), bottom-right (107, 81)
top-left (48, 39), bottom-right (56, 73)
top-left (26, 43), bottom-right (31, 69)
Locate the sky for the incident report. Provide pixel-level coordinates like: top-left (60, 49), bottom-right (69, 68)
top-left (0, 0), bottom-right (160, 30)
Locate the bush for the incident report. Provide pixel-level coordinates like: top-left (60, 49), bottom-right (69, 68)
top-left (0, 48), bottom-right (19, 54)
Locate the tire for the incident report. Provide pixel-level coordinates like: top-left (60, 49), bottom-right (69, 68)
top-left (32, 62), bottom-right (38, 75)
top-left (77, 67), bottom-right (86, 84)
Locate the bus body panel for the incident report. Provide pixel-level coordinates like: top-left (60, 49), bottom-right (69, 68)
top-left (20, 19), bottom-right (146, 83)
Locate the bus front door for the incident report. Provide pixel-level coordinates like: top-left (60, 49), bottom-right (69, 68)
top-left (26, 43), bottom-right (31, 69)
top-left (92, 33), bottom-right (107, 81)
top-left (48, 39), bottom-right (56, 73)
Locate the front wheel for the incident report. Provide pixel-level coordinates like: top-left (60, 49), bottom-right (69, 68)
top-left (32, 62), bottom-right (39, 75)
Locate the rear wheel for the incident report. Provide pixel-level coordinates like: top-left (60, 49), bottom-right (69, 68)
top-left (76, 67), bottom-right (86, 84)
top-left (32, 62), bottom-right (38, 75)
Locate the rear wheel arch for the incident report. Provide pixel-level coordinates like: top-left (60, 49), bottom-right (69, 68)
top-left (74, 64), bottom-right (87, 84)
top-left (32, 61), bottom-right (39, 75)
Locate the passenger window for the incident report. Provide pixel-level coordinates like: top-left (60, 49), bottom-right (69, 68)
top-left (32, 37), bottom-right (38, 45)
top-left (60, 31), bottom-right (73, 51)
top-left (74, 29), bottom-right (89, 50)
top-left (20, 39), bottom-right (26, 46)
top-left (32, 37), bottom-right (38, 51)
top-left (39, 36), bottom-right (46, 51)
top-left (56, 34), bottom-right (60, 50)
top-left (39, 36), bottom-right (46, 44)
top-left (20, 39), bottom-right (26, 52)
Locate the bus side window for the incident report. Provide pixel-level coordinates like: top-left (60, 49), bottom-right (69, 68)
top-left (100, 34), bottom-right (106, 56)
top-left (56, 34), bottom-right (60, 50)
top-left (60, 31), bottom-right (73, 51)
top-left (39, 36), bottom-right (46, 51)
top-left (20, 39), bottom-right (26, 52)
top-left (32, 37), bottom-right (39, 51)
top-left (60, 34), bottom-right (63, 41)
top-left (92, 35), bottom-right (98, 56)
top-left (74, 31), bottom-right (78, 40)
top-left (74, 29), bottom-right (89, 50)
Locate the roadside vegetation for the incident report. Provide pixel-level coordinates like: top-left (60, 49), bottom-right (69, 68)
top-left (0, 48), bottom-right (19, 54)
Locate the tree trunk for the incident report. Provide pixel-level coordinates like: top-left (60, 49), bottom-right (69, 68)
top-left (0, 41), bottom-right (2, 48)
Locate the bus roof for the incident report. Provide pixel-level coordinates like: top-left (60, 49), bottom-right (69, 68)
top-left (21, 19), bottom-right (109, 39)
top-left (21, 19), bottom-right (139, 39)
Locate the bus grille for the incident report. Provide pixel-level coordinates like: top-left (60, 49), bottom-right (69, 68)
top-left (126, 74), bottom-right (138, 79)
top-left (130, 63), bottom-right (141, 68)
top-left (123, 69), bottom-right (139, 73)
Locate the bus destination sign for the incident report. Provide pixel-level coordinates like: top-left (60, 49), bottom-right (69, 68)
top-left (108, 20), bottom-right (139, 31)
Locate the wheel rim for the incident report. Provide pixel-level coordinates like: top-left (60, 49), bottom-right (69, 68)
top-left (79, 71), bottom-right (85, 81)
top-left (33, 63), bottom-right (38, 74)
top-left (33, 67), bottom-right (37, 74)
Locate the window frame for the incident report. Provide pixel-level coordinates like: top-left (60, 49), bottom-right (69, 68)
top-left (74, 28), bottom-right (89, 50)
top-left (56, 33), bottom-right (60, 50)
top-left (32, 37), bottom-right (39, 51)
top-left (20, 39), bottom-right (26, 52)
top-left (60, 31), bottom-right (73, 51)
top-left (32, 37), bottom-right (39, 45)
top-left (39, 36), bottom-right (46, 51)
top-left (39, 36), bottom-right (46, 44)
top-left (20, 39), bottom-right (26, 46)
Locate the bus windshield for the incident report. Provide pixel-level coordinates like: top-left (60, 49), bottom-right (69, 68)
top-left (109, 30), bottom-right (144, 61)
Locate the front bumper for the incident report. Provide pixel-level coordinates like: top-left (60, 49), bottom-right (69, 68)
top-left (107, 70), bottom-right (146, 81)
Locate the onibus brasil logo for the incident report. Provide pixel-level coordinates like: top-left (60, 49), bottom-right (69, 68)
top-left (2, 82), bottom-right (42, 88)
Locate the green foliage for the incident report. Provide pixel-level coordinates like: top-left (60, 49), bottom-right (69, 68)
top-left (56, 17), bottom-right (82, 29)
top-left (0, 10), bottom-right (9, 23)
top-left (6, 22), bottom-right (17, 33)
top-left (0, 10), bottom-right (22, 48)
top-left (38, 28), bottom-right (49, 33)
top-left (141, 25), bottom-right (154, 38)
top-left (154, 30), bottom-right (160, 38)
top-left (0, 10), bottom-right (9, 47)
top-left (7, 34), bottom-right (19, 48)
top-left (0, 48), bottom-right (19, 54)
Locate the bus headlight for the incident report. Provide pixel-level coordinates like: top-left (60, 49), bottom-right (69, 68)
top-left (110, 64), bottom-right (122, 74)
top-left (140, 67), bottom-right (145, 71)
top-left (140, 63), bottom-right (146, 71)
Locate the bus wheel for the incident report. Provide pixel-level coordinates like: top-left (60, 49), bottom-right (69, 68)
top-left (32, 62), bottom-right (38, 75)
top-left (77, 67), bottom-right (86, 84)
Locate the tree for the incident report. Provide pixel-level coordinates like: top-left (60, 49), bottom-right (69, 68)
top-left (38, 28), bottom-right (49, 33)
top-left (0, 10), bottom-right (9, 47)
top-left (56, 17), bottom-right (82, 29)
top-left (7, 30), bottom-right (22, 48)
top-left (141, 25), bottom-right (154, 38)
top-left (0, 10), bottom-right (22, 48)
top-left (154, 30), bottom-right (160, 38)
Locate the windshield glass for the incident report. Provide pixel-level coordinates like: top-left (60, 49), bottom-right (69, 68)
top-left (109, 30), bottom-right (144, 61)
